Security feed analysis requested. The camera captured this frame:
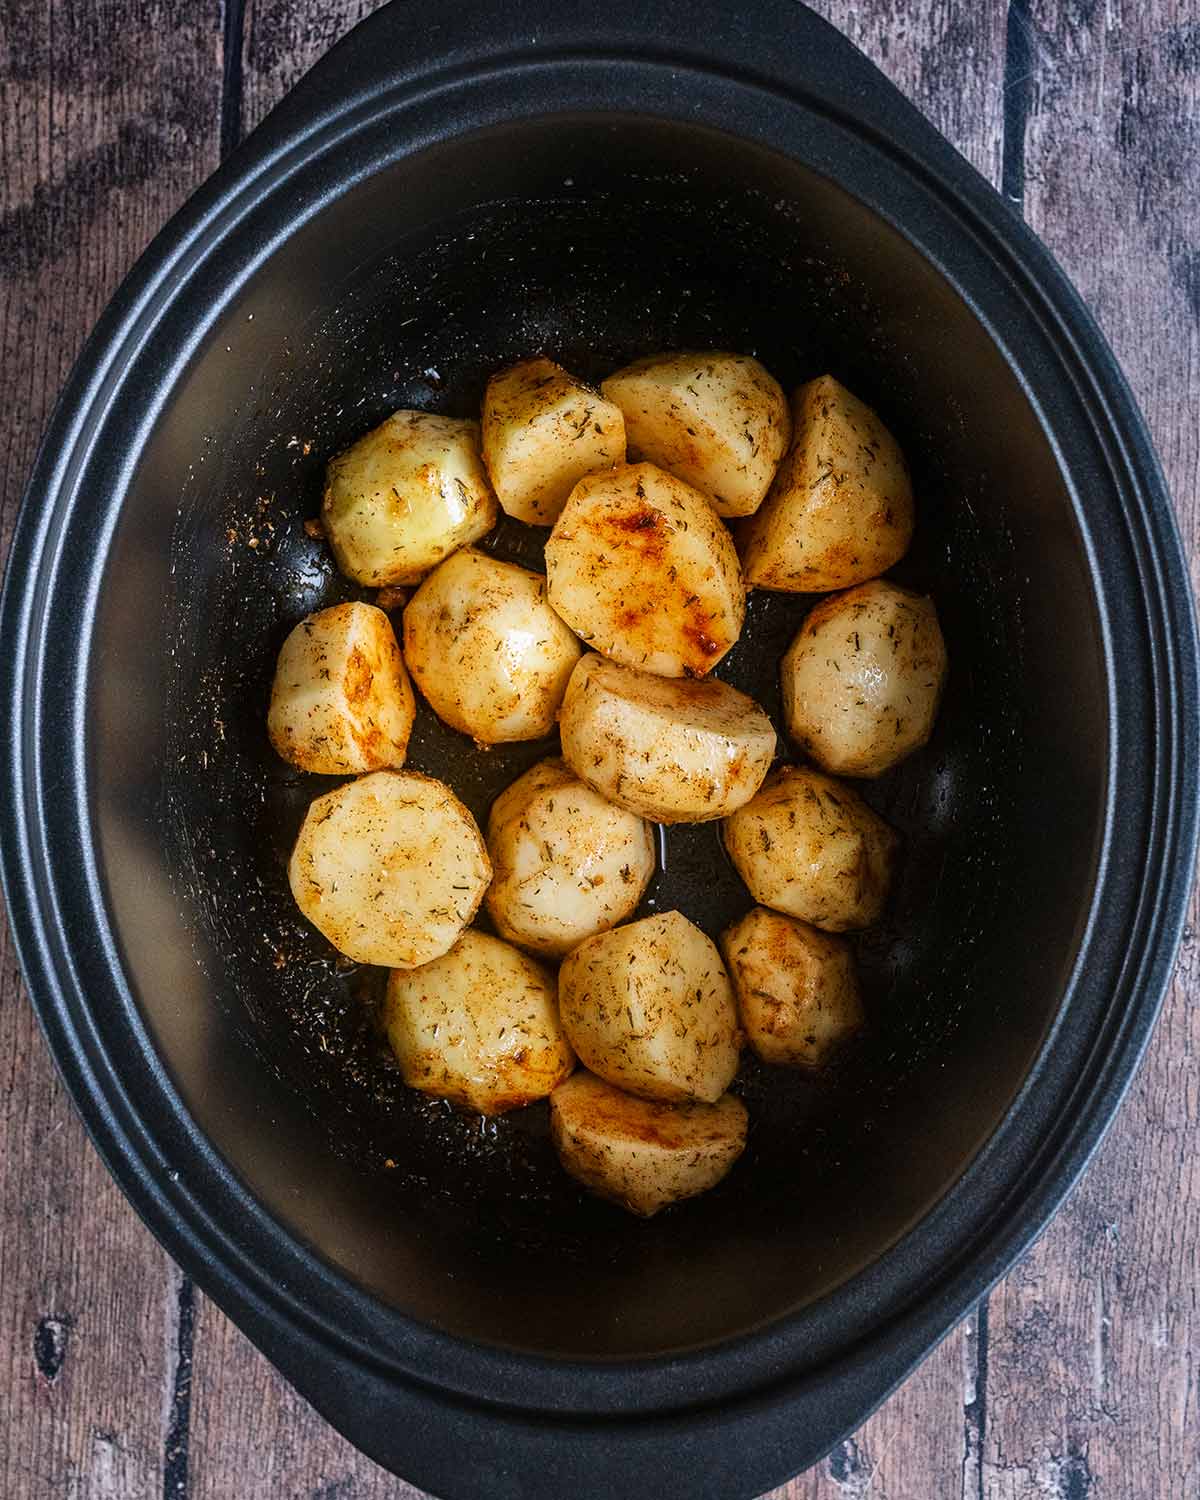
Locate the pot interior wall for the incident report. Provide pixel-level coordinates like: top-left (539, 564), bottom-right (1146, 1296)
top-left (92, 116), bottom-right (1106, 1357)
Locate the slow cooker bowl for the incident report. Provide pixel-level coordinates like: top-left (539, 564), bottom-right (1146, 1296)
top-left (3, 3), bottom-right (1196, 1496)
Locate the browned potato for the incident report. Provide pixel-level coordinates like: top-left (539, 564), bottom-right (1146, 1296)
top-left (558, 910), bottom-right (741, 1103)
top-left (550, 1071), bottom-right (748, 1216)
top-left (485, 758), bottom-right (655, 958)
top-left (601, 351), bottom-right (790, 517)
top-left (384, 931), bottom-right (574, 1114)
top-left (321, 410), bottom-right (497, 586)
top-left (722, 765), bottom-right (897, 931)
top-left (402, 548), bottom-right (582, 744)
top-left (739, 375), bottom-right (914, 591)
top-left (288, 770), bottom-right (491, 967)
top-left (558, 653), bottom-right (776, 824)
top-left (482, 357), bottom-right (626, 525)
top-left (267, 602), bottom-right (414, 774)
top-left (545, 462), bottom-right (745, 678)
top-left (782, 580), bottom-right (947, 776)
top-left (721, 906), bottom-right (864, 1067)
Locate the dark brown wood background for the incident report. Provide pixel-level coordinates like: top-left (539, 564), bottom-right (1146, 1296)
top-left (1, 1), bottom-right (1196, 1495)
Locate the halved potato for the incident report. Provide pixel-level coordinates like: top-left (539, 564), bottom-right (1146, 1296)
top-left (545, 462), bottom-right (745, 678)
top-left (739, 375), bottom-right (914, 591)
top-left (782, 579), bottom-right (948, 776)
top-left (384, 930), bottom-right (574, 1114)
top-left (722, 765), bottom-right (897, 932)
top-left (482, 357), bottom-right (626, 525)
top-left (288, 770), bottom-right (490, 967)
top-left (550, 1071), bottom-right (747, 1217)
top-left (267, 602), bottom-right (414, 774)
top-left (721, 906), bottom-right (864, 1067)
top-left (601, 351), bottom-right (790, 517)
top-left (558, 653), bottom-right (776, 823)
top-left (321, 410), bottom-right (497, 586)
top-left (558, 910), bottom-right (741, 1103)
top-left (403, 548), bottom-right (582, 744)
top-left (485, 758), bottom-right (655, 957)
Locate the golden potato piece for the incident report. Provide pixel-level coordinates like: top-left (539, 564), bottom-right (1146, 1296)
top-left (384, 931), bottom-right (574, 1115)
top-left (721, 906), bottom-right (864, 1067)
top-left (288, 770), bottom-right (490, 967)
top-left (403, 548), bottom-right (582, 744)
top-left (558, 653), bottom-right (776, 823)
top-left (782, 579), bottom-right (948, 777)
top-left (482, 357), bottom-right (626, 525)
top-left (550, 1071), bottom-right (747, 1217)
top-left (602, 350), bottom-right (790, 517)
top-left (558, 910), bottom-right (741, 1103)
top-left (267, 602), bottom-right (414, 774)
top-left (739, 375), bottom-right (914, 591)
top-left (545, 462), bottom-right (745, 678)
top-left (723, 765), bottom-right (897, 932)
top-left (321, 410), bottom-right (497, 586)
top-left (485, 758), bottom-right (655, 958)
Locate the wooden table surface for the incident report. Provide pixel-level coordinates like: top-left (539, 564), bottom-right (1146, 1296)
top-left (1, 2), bottom-right (1197, 1496)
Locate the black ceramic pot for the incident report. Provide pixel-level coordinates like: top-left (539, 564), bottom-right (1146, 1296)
top-left (2, 3), bottom-right (1196, 1496)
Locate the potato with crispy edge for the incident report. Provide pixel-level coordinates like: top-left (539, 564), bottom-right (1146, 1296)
top-left (485, 758), bottom-right (655, 958)
top-left (558, 910), bottom-right (741, 1103)
top-left (267, 602), bottom-right (414, 774)
top-left (739, 375), bottom-right (914, 591)
top-left (385, 931), bottom-right (574, 1114)
top-left (482, 356), bottom-right (626, 525)
top-left (288, 770), bottom-right (491, 968)
top-left (321, 410), bottom-right (497, 587)
top-left (721, 906), bottom-right (864, 1068)
top-left (601, 350), bottom-right (790, 517)
top-left (559, 653), bottom-right (775, 824)
top-left (723, 765), bottom-right (897, 932)
top-left (782, 579), bottom-right (947, 777)
top-left (545, 462), bottom-right (745, 678)
top-left (403, 548), bottom-right (582, 744)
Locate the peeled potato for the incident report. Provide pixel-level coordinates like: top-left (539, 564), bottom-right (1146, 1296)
top-left (403, 548), bottom-right (582, 744)
top-left (321, 410), bottom-right (497, 587)
top-left (721, 906), bottom-right (864, 1067)
top-left (545, 462), bottom-right (745, 678)
top-left (288, 770), bottom-right (491, 967)
top-left (601, 350), bottom-right (790, 517)
top-left (485, 758), bottom-right (655, 958)
top-left (267, 603), bottom-right (414, 774)
top-left (723, 765), bottom-right (897, 932)
top-left (558, 910), bottom-right (741, 1103)
top-left (550, 1071), bottom-right (747, 1216)
top-left (384, 931), bottom-right (574, 1114)
top-left (482, 357), bottom-right (626, 525)
top-left (782, 579), bottom-right (948, 777)
top-left (739, 375), bottom-right (914, 591)
top-left (559, 653), bottom-right (776, 824)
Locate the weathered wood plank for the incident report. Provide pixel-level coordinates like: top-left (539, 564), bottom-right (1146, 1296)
top-left (240, 0), bottom-right (385, 136)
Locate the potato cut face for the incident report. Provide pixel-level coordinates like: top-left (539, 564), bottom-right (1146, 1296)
top-left (550, 1071), bottom-right (748, 1217)
top-left (403, 548), bottom-right (582, 744)
top-left (558, 653), bottom-right (776, 823)
top-left (602, 351), bottom-right (790, 517)
top-left (739, 375), bottom-right (914, 592)
top-left (288, 770), bottom-right (491, 967)
top-left (321, 410), bottom-right (497, 587)
top-left (558, 910), bottom-right (741, 1103)
top-left (267, 602), bottom-right (415, 774)
top-left (485, 758), bottom-right (655, 958)
top-left (544, 462), bottom-right (745, 678)
top-left (723, 765), bottom-right (897, 932)
top-left (385, 931), bottom-right (574, 1115)
top-left (721, 906), bottom-right (864, 1067)
top-left (482, 357), bottom-right (626, 525)
top-left (782, 579), bottom-right (947, 777)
